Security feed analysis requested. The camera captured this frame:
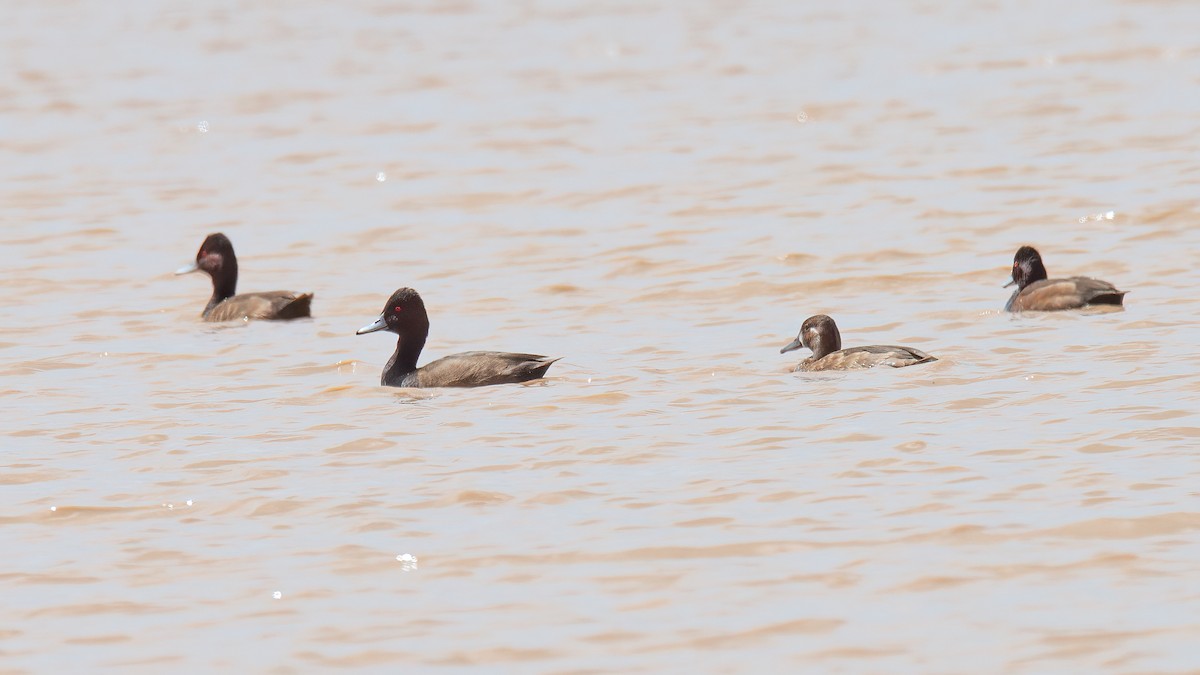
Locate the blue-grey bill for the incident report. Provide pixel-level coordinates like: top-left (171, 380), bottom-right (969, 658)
top-left (356, 315), bottom-right (387, 335)
top-left (1002, 277), bottom-right (1015, 288)
top-left (780, 338), bottom-right (803, 354)
top-left (175, 262), bottom-right (199, 275)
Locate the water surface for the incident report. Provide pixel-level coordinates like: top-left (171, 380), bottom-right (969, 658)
top-left (3, 0), bottom-right (1199, 671)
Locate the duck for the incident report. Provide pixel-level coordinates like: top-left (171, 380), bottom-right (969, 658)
top-left (780, 314), bottom-right (936, 371)
top-left (175, 233), bottom-right (313, 322)
top-left (1004, 245), bottom-right (1126, 312)
top-left (356, 287), bottom-right (559, 388)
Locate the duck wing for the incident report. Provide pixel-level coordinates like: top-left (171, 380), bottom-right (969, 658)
top-left (1009, 277), bottom-right (1125, 312)
top-left (416, 352), bottom-right (559, 388)
top-left (868, 345), bottom-right (937, 368)
top-left (205, 291), bottom-right (313, 321)
top-left (801, 345), bottom-right (935, 371)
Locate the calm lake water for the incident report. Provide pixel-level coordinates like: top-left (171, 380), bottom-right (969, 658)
top-left (3, 0), bottom-right (1199, 671)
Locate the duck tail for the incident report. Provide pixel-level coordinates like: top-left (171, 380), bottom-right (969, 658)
top-left (278, 293), bottom-right (314, 319)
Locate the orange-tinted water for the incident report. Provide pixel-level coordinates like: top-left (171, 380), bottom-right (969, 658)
top-left (3, 1), bottom-right (1199, 671)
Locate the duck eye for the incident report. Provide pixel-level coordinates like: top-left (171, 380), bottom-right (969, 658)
top-left (393, 306), bottom-right (402, 313)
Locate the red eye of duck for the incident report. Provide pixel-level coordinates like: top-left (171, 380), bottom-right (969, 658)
top-left (393, 306), bottom-right (402, 313)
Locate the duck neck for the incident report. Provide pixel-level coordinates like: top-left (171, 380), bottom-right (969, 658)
top-left (809, 338), bottom-right (832, 360)
top-left (207, 259), bottom-right (239, 310)
top-left (1017, 258), bottom-right (1048, 290)
top-left (383, 332), bottom-right (426, 385)
top-left (809, 330), bottom-right (840, 360)
top-left (1026, 259), bottom-right (1048, 287)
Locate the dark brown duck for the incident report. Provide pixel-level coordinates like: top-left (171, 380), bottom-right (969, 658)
top-left (175, 233), bottom-right (313, 322)
top-left (780, 314), bottom-right (936, 372)
top-left (1004, 245), bottom-right (1126, 312)
top-left (356, 287), bottom-right (559, 388)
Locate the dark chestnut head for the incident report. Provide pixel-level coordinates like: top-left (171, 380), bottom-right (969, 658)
top-left (356, 287), bottom-right (431, 337)
top-left (176, 233), bottom-right (237, 276)
top-left (176, 232), bottom-right (239, 299)
top-left (1005, 245), bottom-right (1048, 290)
top-left (781, 314), bottom-right (842, 360)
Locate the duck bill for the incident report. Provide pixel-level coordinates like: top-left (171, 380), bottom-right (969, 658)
top-left (780, 338), bottom-right (804, 354)
top-left (356, 315), bottom-right (387, 335)
top-left (1002, 277), bottom-right (1015, 288)
top-left (175, 262), bottom-right (199, 275)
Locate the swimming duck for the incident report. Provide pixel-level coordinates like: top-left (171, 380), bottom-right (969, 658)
top-left (780, 314), bottom-right (936, 371)
top-left (176, 233), bottom-right (313, 321)
top-left (356, 287), bottom-right (559, 388)
top-left (1004, 245), bottom-right (1126, 312)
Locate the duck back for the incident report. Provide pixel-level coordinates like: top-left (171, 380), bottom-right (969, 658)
top-left (396, 351), bottom-right (559, 388)
top-left (1006, 277), bottom-right (1125, 312)
top-left (205, 291), bottom-right (313, 322)
top-left (798, 345), bottom-right (936, 372)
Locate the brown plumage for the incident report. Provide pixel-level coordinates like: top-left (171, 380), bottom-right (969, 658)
top-left (780, 315), bottom-right (936, 372)
top-left (203, 291), bottom-right (313, 322)
top-left (176, 233), bottom-right (313, 322)
top-left (1004, 245), bottom-right (1126, 312)
top-left (356, 288), bottom-right (559, 388)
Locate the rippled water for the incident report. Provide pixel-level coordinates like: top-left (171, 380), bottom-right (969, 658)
top-left (4, 0), bottom-right (1199, 671)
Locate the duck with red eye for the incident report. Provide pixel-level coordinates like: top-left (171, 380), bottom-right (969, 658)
top-left (356, 287), bottom-right (559, 388)
top-left (780, 314), bottom-right (936, 372)
top-left (175, 233), bottom-right (313, 321)
top-left (1003, 245), bottom-right (1126, 312)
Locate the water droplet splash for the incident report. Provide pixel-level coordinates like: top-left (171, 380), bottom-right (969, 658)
top-left (396, 553), bottom-right (418, 571)
top-left (795, 111), bottom-right (808, 123)
top-left (273, 591), bottom-right (282, 600)
top-left (376, 172), bottom-right (386, 182)
top-left (197, 120), bottom-right (209, 133)
top-left (1078, 210), bottom-right (1115, 223)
